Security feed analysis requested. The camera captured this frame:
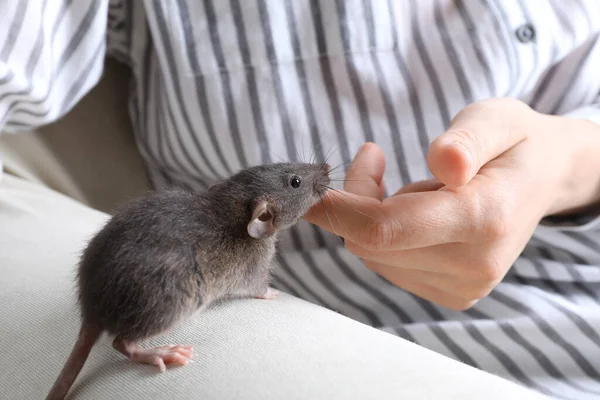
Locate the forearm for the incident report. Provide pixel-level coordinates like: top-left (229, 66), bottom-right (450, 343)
top-left (546, 114), bottom-right (600, 217)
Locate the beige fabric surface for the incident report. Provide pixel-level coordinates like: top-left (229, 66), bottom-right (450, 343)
top-left (0, 59), bottom-right (549, 400)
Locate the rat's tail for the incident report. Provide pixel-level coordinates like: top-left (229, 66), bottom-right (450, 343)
top-left (45, 323), bottom-right (102, 400)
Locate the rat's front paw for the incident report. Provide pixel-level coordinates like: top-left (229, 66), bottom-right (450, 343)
top-left (255, 287), bottom-right (279, 300)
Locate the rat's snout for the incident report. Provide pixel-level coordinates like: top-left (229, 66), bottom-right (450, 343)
top-left (314, 162), bottom-right (331, 195)
top-left (322, 164), bottom-right (331, 184)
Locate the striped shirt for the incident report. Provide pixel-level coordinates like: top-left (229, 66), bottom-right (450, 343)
top-left (2, 1), bottom-right (600, 399)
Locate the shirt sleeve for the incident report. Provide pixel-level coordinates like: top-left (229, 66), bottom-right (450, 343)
top-left (538, 93), bottom-right (600, 233)
top-left (0, 0), bottom-right (109, 180)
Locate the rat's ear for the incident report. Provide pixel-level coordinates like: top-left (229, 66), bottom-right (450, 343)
top-left (247, 200), bottom-right (275, 239)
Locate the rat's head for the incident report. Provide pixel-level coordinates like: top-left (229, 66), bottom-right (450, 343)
top-left (216, 162), bottom-right (331, 239)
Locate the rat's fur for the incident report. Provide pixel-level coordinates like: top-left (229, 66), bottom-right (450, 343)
top-left (46, 162), bottom-right (330, 400)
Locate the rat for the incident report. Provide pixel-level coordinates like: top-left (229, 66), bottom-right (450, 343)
top-left (45, 161), bottom-right (331, 400)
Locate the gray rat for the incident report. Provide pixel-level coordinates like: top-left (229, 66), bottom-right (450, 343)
top-left (45, 161), bottom-right (331, 400)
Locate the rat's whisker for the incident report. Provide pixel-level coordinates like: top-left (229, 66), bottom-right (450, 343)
top-left (335, 165), bottom-right (377, 174)
top-left (309, 142), bottom-right (317, 165)
top-left (326, 167), bottom-right (347, 175)
top-left (321, 186), bottom-right (379, 221)
top-left (312, 140), bottom-right (329, 165)
top-left (323, 186), bottom-right (349, 196)
top-left (323, 141), bottom-right (338, 162)
top-left (272, 154), bottom-right (288, 163)
top-left (328, 179), bottom-right (373, 182)
top-left (293, 142), bottom-right (301, 164)
top-left (328, 162), bottom-right (376, 176)
top-left (300, 136), bottom-right (307, 164)
top-left (317, 141), bottom-right (341, 169)
top-left (328, 163), bottom-right (348, 173)
top-left (325, 193), bottom-right (351, 241)
top-left (320, 197), bottom-right (345, 245)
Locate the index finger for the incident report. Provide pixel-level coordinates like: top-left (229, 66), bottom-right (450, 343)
top-left (344, 142), bottom-right (386, 200)
top-left (304, 188), bottom-right (470, 251)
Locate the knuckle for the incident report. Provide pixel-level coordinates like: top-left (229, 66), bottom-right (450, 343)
top-left (485, 213), bottom-right (512, 239)
top-left (477, 256), bottom-right (506, 282)
top-left (461, 191), bottom-right (486, 237)
top-left (360, 218), bottom-right (399, 251)
top-left (475, 197), bottom-right (513, 240)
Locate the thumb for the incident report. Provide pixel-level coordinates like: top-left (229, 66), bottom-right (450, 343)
top-left (344, 142), bottom-right (386, 200)
top-left (427, 99), bottom-right (530, 188)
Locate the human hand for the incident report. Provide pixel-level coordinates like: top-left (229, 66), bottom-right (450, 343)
top-left (306, 98), bottom-right (595, 310)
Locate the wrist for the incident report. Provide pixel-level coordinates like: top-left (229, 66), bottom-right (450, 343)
top-left (542, 115), bottom-right (600, 217)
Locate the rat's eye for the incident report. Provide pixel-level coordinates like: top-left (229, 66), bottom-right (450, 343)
top-left (290, 175), bottom-right (301, 188)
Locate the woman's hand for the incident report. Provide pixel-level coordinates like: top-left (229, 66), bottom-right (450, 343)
top-left (305, 98), bottom-right (600, 310)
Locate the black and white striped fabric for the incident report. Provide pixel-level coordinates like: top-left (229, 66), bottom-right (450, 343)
top-left (2, 1), bottom-right (600, 399)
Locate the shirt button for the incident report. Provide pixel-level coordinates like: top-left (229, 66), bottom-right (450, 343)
top-left (515, 23), bottom-right (536, 43)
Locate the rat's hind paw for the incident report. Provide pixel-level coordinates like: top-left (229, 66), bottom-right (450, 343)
top-left (114, 341), bottom-right (194, 373)
top-left (254, 287), bottom-right (279, 300)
